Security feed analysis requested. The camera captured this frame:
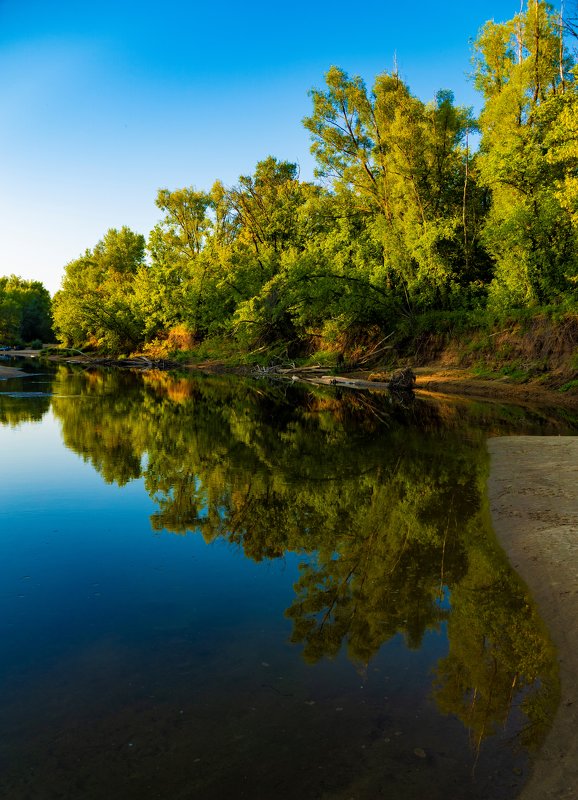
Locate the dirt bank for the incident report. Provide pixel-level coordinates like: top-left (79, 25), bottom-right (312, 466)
top-left (488, 436), bottom-right (578, 800)
top-left (407, 312), bottom-right (578, 385)
top-left (4, 348), bottom-right (578, 409)
top-left (414, 368), bottom-right (578, 409)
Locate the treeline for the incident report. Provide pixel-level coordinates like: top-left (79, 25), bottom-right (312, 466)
top-left (0, 275), bottom-right (53, 345)
top-left (53, 1), bottom-right (578, 355)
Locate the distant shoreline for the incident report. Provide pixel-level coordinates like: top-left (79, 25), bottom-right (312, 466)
top-left (3, 350), bottom-right (578, 410)
top-left (488, 436), bottom-right (578, 800)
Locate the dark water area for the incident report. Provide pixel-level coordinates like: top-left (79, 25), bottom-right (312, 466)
top-left (0, 361), bottom-right (576, 799)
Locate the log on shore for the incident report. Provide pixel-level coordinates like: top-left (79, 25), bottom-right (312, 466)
top-left (283, 368), bottom-right (416, 392)
top-left (316, 375), bottom-right (392, 389)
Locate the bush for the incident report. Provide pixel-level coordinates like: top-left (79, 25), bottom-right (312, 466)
top-left (166, 325), bottom-right (196, 352)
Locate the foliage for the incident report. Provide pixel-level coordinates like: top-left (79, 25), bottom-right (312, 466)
top-left (303, 67), bottom-right (486, 309)
top-left (474, 1), bottom-right (578, 308)
top-left (52, 227), bottom-right (146, 351)
top-left (50, 3), bottom-right (578, 356)
top-left (0, 275), bottom-right (53, 344)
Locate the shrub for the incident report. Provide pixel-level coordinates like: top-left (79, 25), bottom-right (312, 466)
top-left (166, 325), bottom-right (196, 352)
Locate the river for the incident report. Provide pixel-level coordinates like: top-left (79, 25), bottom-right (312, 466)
top-left (0, 360), bottom-right (576, 799)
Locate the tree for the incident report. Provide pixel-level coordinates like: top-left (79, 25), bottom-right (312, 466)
top-left (303, 67), bottom-right (485, 311)
top-left (227, 157), bottom-right (321, 348)
top-left (474, 1), bottom-right (578, 308)
top-left (0, 275), bottom-right (53, 343)
top-left (52, 227), bottom-right (145, 351)
top-left (143, 185), bottom-right (238, 340)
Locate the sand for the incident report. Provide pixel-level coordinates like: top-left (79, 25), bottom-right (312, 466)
top-left (488, 436), bottom-right (578, 800)
top-left (0, 365), bottom-right (27, 378)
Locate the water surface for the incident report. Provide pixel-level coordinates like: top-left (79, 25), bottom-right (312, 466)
top-left (0, 363), bottom-right (574, 799)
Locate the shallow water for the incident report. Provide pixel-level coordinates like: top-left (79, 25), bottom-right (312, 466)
top-left (0, 362), bottom-right (575, 799)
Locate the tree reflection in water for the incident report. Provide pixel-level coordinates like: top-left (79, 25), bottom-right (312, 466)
top-left (47, 364), bottom-right (560, 757)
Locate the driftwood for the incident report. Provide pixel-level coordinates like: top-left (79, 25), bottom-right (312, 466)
top-left (318, 376), bottom-right (391, 389)
top-left (354, 333), bottom-right (395, 367)
top-left (253, 363), bottom-right (415, 393)
top-left (57, 354), bottom-right (181, 370)
top-left (251, 363), bottom-right (326, 379)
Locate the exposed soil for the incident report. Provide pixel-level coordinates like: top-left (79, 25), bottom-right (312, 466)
top-left (4, 346), bottom-right (577, 409)
top-left (412, 367), bottom-right (578, 409)
top-left (409, 314), bottom-right (578, 380)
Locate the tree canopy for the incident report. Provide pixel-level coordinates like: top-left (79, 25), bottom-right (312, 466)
top-left (0, 275), bottom-right (53, 344)
top-left (49, 1), bottom-right (577, 356)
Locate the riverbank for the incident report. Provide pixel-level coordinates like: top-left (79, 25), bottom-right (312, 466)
top-left (0, 365), bottom-right (28, 378)
top-left (488, 436), bottom-right (578, 800)
top-left (3, 348), bottom-right (578, 409)
top-left (413, 367), bottom-right (578, 409)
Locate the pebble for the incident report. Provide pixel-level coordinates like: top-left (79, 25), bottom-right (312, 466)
top-left (414, 748), bottom-right (426, 759)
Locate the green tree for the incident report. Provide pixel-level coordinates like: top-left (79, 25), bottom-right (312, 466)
top-left (0, 275), bottom-right (53, 343)
top-left (303, 67), bottom-right (485, 311)
top-left (53, 227), bottom-right (145, 351)
top-left (227, 157), bottom-right (322, 349)
top-left (0, 292), bottom-right (22, 343)
top-left (474, 1), bottom-right (578, 308)
top-left (141, 185), bottom-right (241, 341)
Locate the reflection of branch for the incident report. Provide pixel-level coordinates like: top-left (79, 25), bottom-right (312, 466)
top-left (504, 672), bottom-right (519, 729)
top-left (439, 497), bottom-right (453, 598)
top-left (468, 686), bottom-right (479, 752)
top-left (471, 654), bottom-right (499, 776)
top-left (355, 393), bottom-right (391, 427)
top-left (319, 563), bottom-right (358, 632)
top-left (287, 463), bottom-right (379, 483)
top-left (227, 477), bottom-right (254, 538)
top-left (387, 522), bottom-right (411, 576)
top-left (347, 525), bottom-right (379, 630)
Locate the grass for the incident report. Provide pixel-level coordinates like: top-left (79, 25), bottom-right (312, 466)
top-left (559, 379), bottom-right (578, 393)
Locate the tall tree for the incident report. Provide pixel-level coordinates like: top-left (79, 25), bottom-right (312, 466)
top-left (228, 157), bottom-right (321, 348)
top-left (141, 186), bottom-right (233, 340)
top-left (474, 0), bottom-right (578, 308)
top-left (52, 227), bottom-right (145, 351)
top-left (303, 67), bottom-right (484, 311)
top-left (0, 275), bottom-right (53, 343)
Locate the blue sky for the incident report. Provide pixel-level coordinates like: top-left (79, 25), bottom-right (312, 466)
top-left (1, 0), bottom-right (529, 295)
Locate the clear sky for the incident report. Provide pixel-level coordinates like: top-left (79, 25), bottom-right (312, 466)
top-left (0, 0), bottom-right (529, 295)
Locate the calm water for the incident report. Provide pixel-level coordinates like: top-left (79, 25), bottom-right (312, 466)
top-left (0, 361), bottom-right (576, 800)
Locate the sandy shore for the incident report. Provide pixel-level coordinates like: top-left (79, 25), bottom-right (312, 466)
top-left (488, 436), bottom-right (578, 800)
top-left (0, 365), bottom-right (27, 378)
